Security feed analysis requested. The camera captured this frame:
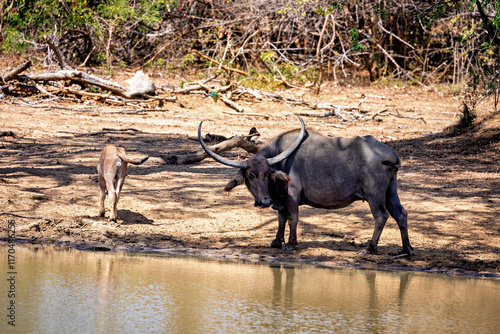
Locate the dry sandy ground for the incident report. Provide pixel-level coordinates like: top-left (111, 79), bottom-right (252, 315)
top-left (1, 70), bottom-right (499, 278)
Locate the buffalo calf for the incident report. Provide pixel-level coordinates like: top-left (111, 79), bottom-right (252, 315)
top-left (90, 144), bottom-right (148, 222)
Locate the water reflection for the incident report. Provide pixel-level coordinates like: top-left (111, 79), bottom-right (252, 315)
top-left (0, 245), bottom-right (499, 333)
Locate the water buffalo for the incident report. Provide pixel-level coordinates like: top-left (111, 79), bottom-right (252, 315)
top-left (198, 116), bottom-right (412, 255)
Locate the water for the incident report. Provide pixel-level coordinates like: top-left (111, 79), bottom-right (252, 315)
top-left (1, 245), bottom-right (499, 333)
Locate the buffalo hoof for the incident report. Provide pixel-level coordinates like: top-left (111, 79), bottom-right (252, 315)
top-left (269, 239), bottom-right (283, 249)
top-left (359, 241), bottom-right (377, 255)
top-left (358, 246), bottom-right (377, 255)
top-left (402, 245), bottom-right (413, 256)
top-left (282, 244), bottom-right (296, 251)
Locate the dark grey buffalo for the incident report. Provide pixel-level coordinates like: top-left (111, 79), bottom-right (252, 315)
top-left (198, 116), bottom-right (412, 255)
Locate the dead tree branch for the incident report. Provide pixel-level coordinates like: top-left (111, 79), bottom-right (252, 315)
top-left (45, 37), bottom-right (73, 70)
top-left (191, 50), bottom-right (250, 77)
top-left (219, 94), bottom-right (246, 112)
top-left (1, 61), bottom-right (32, 82)
top-left (377, 20), bottom-right (415, 50)
top-left (376, 43), bottom-right (413, 81)
top-left (1, 212), bottom-right (43, 220)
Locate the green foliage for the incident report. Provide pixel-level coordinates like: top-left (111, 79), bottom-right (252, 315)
top-left (97, 0), bottom-right (134, 21)
top-left (2, 0), bottom-right (178, 55)
top-left (282, 62), bottom-right (302, 81)
top-left (181, 53), bottom-right (196, 68)
top-left (2, 28), bottom-right (25, 53)
top-left (260, 50), bottom-right (277, 63)
top-left (154, 58), bottom-right (166, 67)
top-left (239, 73), bottom-right (286, 90)
top-left (349, 28), bottom-right (364, 51)
top-left (277, 0), bottom-right (310, 18)
top-left (259, 50), bottom-right (307, 82)
top-left (418, 1), bottom-right (450, 31)
top-left (464, 0), bottom-right (500, 110)
top-left (372, 4), bottom-right (386, 20)
top-left (240, 63), bottom-right (315, 91)
top-left (179, 79), bottom-right (192, 89)
top-left (314, 1), bottom-right (343, 15)
top-left (6, 0), bottom-right (97, 34)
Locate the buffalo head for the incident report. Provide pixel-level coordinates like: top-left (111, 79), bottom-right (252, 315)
top-left (198, 115), bottom-right (305, 209)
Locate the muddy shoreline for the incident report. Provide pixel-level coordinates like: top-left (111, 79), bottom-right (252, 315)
top-left (0, 238), bottom-right (500, 280)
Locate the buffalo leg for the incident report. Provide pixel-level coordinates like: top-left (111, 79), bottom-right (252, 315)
top-left (283, 200), bottom-right (299, 251)
top-left (269, 209), bottom-right (287, 248)
top-left (112, 163), bottom-right (127, 221)
top-left (98, 178), bottom-right (106, 217)
top-left (106, 177), bottom-right (118, 222)
top-left (386, 180), bottom-right (412, 254)
top-left (363, 201), bottom-right (389, 254)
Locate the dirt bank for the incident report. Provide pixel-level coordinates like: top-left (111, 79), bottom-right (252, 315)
top-left (1, 73), bottom-right (499, 278)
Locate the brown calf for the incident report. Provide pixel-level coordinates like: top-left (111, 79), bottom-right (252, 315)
top-left (90, 144), bottom-right (148, 222)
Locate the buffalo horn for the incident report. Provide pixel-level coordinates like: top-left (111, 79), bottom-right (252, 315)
top-left (198, 122), bottom-right (247, 168)
top-left (198, 115), bottom-right (306, 168)
top-left (266, 115), bottom-right (305, 166)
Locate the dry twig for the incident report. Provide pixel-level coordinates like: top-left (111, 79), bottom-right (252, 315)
top-left (191, 50), bottom-right (250, 77)
top-left (58, 128), bottom-right (142, 136)
top-left (1, 212), bottom-right (43, 220)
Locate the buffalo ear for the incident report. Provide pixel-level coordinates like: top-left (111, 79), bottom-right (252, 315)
top-left (224, 172), bottom-right (245, 192)
top-left (269, 170), bottom-right (290, 185)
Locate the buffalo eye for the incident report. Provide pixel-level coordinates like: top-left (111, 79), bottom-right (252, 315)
top-left (247, 171), bottom-right (257, 180)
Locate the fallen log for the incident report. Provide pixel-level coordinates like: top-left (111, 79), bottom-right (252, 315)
top-left (22, 70), bottom-right (152, 99)
top-left (219, 94), bottom-right (246, 112)
top-left (163, 135), bottom-right (259, 164)
top-left (1, 61), bottom-right (32, 82)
